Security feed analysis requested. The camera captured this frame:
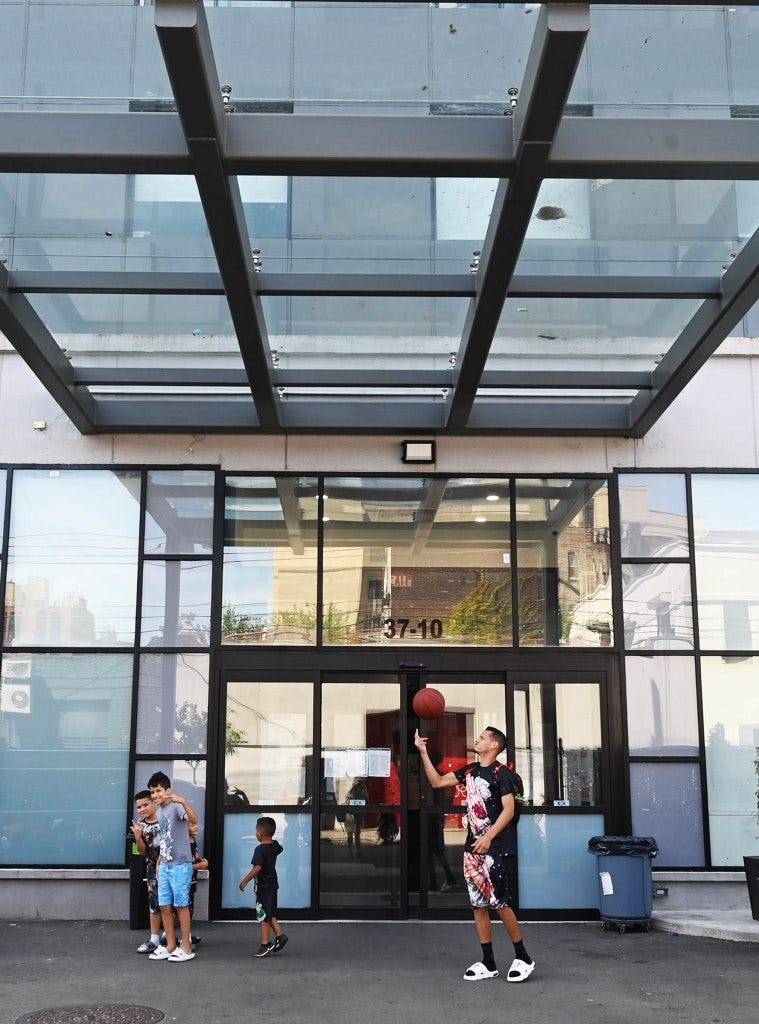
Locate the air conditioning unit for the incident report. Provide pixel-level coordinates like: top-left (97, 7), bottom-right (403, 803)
top-left (1, 657), bottom-right (32, 713)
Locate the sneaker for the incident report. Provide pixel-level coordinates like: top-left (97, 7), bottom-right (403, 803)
top-left (136, 940), bottom-right (157, 954)
top-left (148, 945), bottom-right (172, 961)
top-left (254, 943), bottom-right (275, 957)
top-left (272, 934), bottom-right (288, 952)
top-left (440, 881), bottom-right (458, 892)
top-left (191, 935), bottom-right (202, 947)
top-left (168, 948), bottom-right (196, 962)
top-left (158, 932), bottom-right (168, 946)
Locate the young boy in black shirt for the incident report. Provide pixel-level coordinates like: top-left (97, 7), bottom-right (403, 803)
top-left (239, 816), bottom-right (288, 957)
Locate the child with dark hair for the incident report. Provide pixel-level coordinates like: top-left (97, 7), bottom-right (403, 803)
top-left (239, 816), bottom-right (288, 958)
top-left (132, 790), bottom-right (162, 954)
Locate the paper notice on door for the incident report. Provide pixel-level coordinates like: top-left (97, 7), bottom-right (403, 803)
top-left (600, 871), bottom-right (614, 896)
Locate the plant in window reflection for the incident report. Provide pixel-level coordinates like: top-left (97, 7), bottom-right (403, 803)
top-left (447, 571), bottom-right (542, 644)
top-left (174, 701), bottom-right (247, 784)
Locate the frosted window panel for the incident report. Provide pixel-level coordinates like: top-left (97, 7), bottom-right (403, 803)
top-left (0, 653), bottom-right (132, 865)
top-left (701, 657), bottom-right (759, 864)
top-left (625, 657), bottom-right (698, 756)
top-left (622, 563), bottom-right (693, 651)
top-left (222, 813), bottom-right (311, 909)
top-left (618, 474), bottom-right (689, 558)
top-left (630, 763), bottom-right (704, 867)
top-left (518, 814), bottom-right (605, 909)
top-left (692, 475), bottom-right (759, 650)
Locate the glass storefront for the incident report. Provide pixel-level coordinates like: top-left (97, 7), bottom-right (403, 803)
top-left (1, 465), bottom-right (759, 917)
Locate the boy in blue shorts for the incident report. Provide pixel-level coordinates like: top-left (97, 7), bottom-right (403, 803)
top-left (146, 771), bottom-right (199, 963)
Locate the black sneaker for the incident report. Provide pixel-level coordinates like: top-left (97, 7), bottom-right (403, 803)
top-left (272, 934), bottom-right (288, 953)
top-left (254, 943), bottom-right (275, 958)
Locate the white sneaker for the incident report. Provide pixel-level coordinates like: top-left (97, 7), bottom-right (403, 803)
top-left (148, 945), bottom-right (171, 960)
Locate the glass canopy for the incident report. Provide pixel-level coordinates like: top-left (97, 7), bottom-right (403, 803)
top-left (0, 2), bottom-right (758, 437)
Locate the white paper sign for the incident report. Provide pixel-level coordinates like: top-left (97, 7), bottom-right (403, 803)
top-left (367, 747), bottom-right (391, 778)
top-left (324, 748), bottom-right (348, 778)
top-left (600, 871), bottom-right (614, 896)
top-left (346, 747), bottom-right (368, 777)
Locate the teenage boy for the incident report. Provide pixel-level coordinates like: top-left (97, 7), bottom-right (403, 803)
top-left (146, 771), bottom-right (198, 963)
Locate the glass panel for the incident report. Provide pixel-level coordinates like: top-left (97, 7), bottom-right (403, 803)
top-left (489, 298), bottom-right (703, 377)
top-left (323, 477), bottom-right (512, 646)
top-left (622, 563), bottom-right (694, 651)
top-left (140, 561), bottom-right (213, 648)
top-left (221, 476), bottom-right (318, 646)
top-left (134, 759), bottom-right (206, 842)
top-left (618, 474), bottom-right (689, 559)
top-left (4, 469), bottom-right (140, 647)
top-left (701, 657), bottom-right (759, 864)
top-left (625, 657), bottom-right (699, 757)
top-left (517, 181), bottom-right (759, 279)
top-left (513, 682), bottom-right (602, 808)
top-left (516, 479), bottom-right (612, 648)
top-left (0, 653), bottom-right (131, 865)
top-left (692, 475), bottom-right (759, 650)
top-left (518, 813), bottom-right (605, 910)
top-left (145, 470), bottom-right (215, 556)
top-left (136, 654), bottom-right (210, 757)
top-left (222, 812), bottom-right (311, 910)
top-left (320, 681), bottom-right (401, 908)
top-left (263, 296), bottom-right (468, 374)
top-left (224, 681), bottom-right (313, 806)
top-left (25, 292), bottom-right (241, 375)
top-left (630, 763), bottom-right (704, 867)
top-left (1, 173), bottom-right (217, 272)
top-left (424, 812), bottom-right (465, 905)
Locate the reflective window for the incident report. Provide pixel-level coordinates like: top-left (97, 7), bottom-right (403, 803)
top-left (4, 470), bottom-right (141, 647)
top-left (701, 657), bottom-right (759, 864)
top-left (140, 561), bottom-right (212, 647)
top-left (618, 474), bottom-right (689, 559)
top-left (692, 475), bottom-right (759, 650)
top-left (622, 563), bottom-right (694, 651)
top-left (424, 812), bottom-right (465, 905)
top-left (134, 759), bottom-right (206, 842)
top-left (0, 653), bottom-right (132, 865)
top-left (224, 681), bottom-right (313, 806)
top-left (516, 479), bottom-right (612, 647)
top-left (222, 812), bottom-right (311, 910)
top-left (630, 763), bottom-right (704, 867)
top-left (222, 476), bottom-right (318, 646)
top-left (136, 654), bottom-right (210, 756)
top-left (320, 682), bottom-right (400, 908)
top-left (625, 657), bottom-right (699, 756)
top-left (322, 477), bottom-right (512, 646)
top-left (518, 814), bottom-right (605, 910)
top-left (513, 681), bottom-right (602, 807)
top-left (144, 471), bottom-right (215, 555)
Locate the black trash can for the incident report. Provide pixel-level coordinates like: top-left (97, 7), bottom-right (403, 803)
top-left (744, 856), bottom-right (759, 921)
top-left (128, 831), bottom-right (149, 931)
top-left (588, 835), bottom-right (659, 932)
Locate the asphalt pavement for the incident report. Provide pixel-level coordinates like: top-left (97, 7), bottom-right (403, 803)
top-left (1, 919), bottom-right (757, 1024)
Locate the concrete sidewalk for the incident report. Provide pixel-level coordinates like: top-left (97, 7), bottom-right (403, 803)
top-left (2, 919), bottom-right (758, 1024)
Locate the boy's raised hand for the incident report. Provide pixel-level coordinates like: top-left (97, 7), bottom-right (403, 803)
top-left (131, 819), bottom-right (144, 839)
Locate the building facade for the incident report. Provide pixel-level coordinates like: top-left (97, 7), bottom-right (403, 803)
top-left (2, 1), bottom-right (759, 920)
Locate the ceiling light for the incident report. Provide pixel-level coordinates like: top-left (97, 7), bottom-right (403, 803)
top-left (486, 494), bottom-right (500, 501)
top-left (475, 516), bottom-right (487, 523)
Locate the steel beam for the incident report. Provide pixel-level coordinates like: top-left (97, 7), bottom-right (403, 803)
top-left (0, 266), bottom-right (97, 434)
top-left (446, 3), bottom-right (590, 431)
top-left (8, 270), bottom-right (720, 301)
top-left (94, 398), bottom-right (258, 431)
top-left (467, 400), bottom-right (631, 434)
top-left (155, 0), bottom-right (280, 428)
top-left (629, 226), bottom-right (759, 437)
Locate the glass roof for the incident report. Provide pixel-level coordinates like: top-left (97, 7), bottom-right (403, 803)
top-left (0, 2), bottom-right (757, 437)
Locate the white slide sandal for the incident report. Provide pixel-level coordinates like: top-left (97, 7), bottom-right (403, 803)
top-left (506, 958), bottom-right (535, 983)
top-left (463, 961), bottom-right (499, 981)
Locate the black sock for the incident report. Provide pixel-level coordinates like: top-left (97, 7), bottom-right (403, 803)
top-left (513, 939), bottom-right (532, 965)
top-left (481, 942), bottom-right (497, 971)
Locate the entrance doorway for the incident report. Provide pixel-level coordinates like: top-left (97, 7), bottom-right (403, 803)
top-left (213, 665), bottom-right (614, 919)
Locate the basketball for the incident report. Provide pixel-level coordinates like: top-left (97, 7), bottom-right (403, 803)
top-left (412, 687), bottom-right (446, 720)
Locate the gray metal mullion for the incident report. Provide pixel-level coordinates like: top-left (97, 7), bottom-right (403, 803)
top-left (9, 271), bottom-right (224, 296)
top-left (94, 398), bottom-right (258, 431)
top-left (76, 368), bottom-right (249, 386)
top-left (281, 401), bottom-right (446, 431)
top-left (629, 226), bottom-right (759, 437)
top-left (446, 3), bottom-right (590, 431)
top-left (508, 275), bottom-right (721, 300)
top-left (480, 370), bottom-right (653, 390)
top-left (0, 267), bottom-right (97, 434)
top-left (467, 400), bottom-right (631, 434)
top-left (155, 0), bottom-right (280, 429)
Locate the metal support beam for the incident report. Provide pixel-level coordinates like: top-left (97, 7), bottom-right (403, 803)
top-left (446, 3), bottom-right (590, 431)
top-left (8, 270), bottom-right (720, 301)
top-left (0, 266), bottom-right (97, 434)
top-left (155, 0), bottom-right (280, 428)
top-left (94, 398), bottom-right (258, 432)
top-left (629, 226), bottom-right (759, 437)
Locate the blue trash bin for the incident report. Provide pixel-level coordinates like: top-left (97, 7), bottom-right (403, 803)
top-left (587, 836), bottom-right (659, 931)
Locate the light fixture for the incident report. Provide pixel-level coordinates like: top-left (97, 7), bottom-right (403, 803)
top-left (475, 516), bottom-right (487, 523)
top-left (401, 440), bottom-right (436, 464)
top-left (486, 493), bottom-right (500, 501)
